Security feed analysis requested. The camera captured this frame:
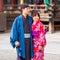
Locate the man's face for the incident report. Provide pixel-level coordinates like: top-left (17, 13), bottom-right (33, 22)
top-left (22, 7), bottom-right (30, 15)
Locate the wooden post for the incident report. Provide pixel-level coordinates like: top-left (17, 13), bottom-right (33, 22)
top-left (50, 0), bottom-right (52, 4)
top-left (0, 12), bottom-right (6, 32)
top-left (49, 18), bottom-right (54, 33)
top-left (0, 0), bottom-right (4, 12)
top-left (11, 0), bottom-right (16, 10)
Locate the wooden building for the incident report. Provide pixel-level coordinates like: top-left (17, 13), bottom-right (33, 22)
top-left (0, 0), bottom-right (60, 33)
top-left (0, 0), bottom-right (60, 11)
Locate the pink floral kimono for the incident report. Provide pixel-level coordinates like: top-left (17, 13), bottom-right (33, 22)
top-left (31, 20), bottom-right (47, 60)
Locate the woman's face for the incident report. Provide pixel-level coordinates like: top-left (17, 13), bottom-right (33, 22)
top-left (33, 14), bottom-right (39, 22)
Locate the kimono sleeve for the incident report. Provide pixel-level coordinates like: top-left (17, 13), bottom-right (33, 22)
top-left (39, 23), bottom-right (47, 47)
top-left (10, 17), bottom-right (19, 48)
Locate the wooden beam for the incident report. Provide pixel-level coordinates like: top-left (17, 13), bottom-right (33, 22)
top-left (49, 18), bottom-right (54, 33)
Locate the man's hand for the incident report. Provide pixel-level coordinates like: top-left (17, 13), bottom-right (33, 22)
top-left (15, 41), bottom-right (20, 47)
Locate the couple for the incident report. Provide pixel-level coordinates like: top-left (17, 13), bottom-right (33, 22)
top-left (10, 4), bottom-right (47, 60)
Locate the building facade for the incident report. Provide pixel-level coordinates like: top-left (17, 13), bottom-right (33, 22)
top-left (0, 0), bottom-right (59, 11)
top-left (0, 0), bottom-right (60, 32)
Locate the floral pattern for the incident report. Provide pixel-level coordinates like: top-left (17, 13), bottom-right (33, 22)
top-left (31, 20), bottom-right (47, 60)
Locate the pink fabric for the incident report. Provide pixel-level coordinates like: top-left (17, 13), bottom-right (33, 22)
top-left (31, 21), bottom-right (47, 60)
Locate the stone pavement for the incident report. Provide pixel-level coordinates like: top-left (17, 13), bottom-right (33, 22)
top-left (0, 32), bottom-right (60, 60)
top-left (45, 31), bottom-right (60, 60)
top-left (45, 31), bottom-right (60, 54)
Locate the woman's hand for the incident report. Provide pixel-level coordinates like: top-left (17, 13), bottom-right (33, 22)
top-left (15, 41), bottom-right (20, 47)
top-left (38, 46), bottom-right (43, 50)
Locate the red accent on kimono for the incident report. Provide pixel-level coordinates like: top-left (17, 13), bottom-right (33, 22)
top-left (31, 20), bottom-right (47, 60)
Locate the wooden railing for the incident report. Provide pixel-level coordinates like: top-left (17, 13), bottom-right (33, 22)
top-left (3, 4), bottom-right (53, 11)
top-left (0, 4), bottom-right (60, 33)
top-left (1, 4), bottom-right (55, 33)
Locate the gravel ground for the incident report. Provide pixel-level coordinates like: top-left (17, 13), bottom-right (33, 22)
top-left (0, 32), bottom-right (60, 60)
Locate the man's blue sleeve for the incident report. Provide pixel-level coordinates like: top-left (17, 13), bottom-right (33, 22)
top-left (10, 17), bottom-right (19, 48)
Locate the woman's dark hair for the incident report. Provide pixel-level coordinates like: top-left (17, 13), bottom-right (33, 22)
top-left (31, 10), bottom-right (40, 18)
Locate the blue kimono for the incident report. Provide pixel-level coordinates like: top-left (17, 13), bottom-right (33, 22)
top-left (10, 15), bottom-right (34, 58)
